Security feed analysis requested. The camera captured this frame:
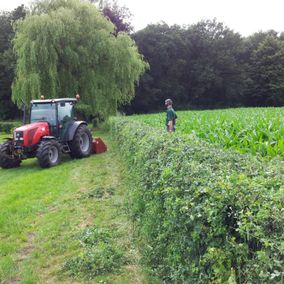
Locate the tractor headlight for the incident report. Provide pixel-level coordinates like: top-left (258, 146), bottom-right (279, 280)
top-left (14, 131), bottom-right (24, 145)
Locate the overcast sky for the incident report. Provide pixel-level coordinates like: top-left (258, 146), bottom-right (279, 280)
top-left (1, 0), bottom-right (284, 36)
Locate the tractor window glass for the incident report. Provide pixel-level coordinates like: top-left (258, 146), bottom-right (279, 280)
top-left (30, 103), bottom-right (56, 126)
top-left (58, 102), bottom-right (74, 124)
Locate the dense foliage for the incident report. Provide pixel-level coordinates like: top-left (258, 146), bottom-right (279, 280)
top-left (0, 5), bottom-right (26, 120)
top-left (110, 117), bottom-right (284, 283)
top-left (12, 0), bottom-right (146, 119)
top-left (0, 121), bottom-right (20, 133)
top-left (132, 107), bottom-right (284, 158)
top-left (128, 22), bottom-right (284, 113)
top-left (97, 0), bottom-right (133, 34)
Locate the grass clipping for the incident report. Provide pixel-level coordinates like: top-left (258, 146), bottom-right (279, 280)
top-left (63, 227), bottom-right (124, 279)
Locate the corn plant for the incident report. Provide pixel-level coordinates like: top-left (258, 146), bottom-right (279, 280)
top-left (131, 107), bottom-right (284, 158)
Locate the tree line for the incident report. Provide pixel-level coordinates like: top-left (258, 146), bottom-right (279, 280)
top-left (0, 5), bottom-right (26, 119)
top-left (128, 21), bottom-right (284, 113)
top-left (1, 1), bottom-right (284, 120)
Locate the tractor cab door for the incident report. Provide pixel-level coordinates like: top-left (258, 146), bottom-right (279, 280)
top-left (58, 101), bottom-right (75, 140)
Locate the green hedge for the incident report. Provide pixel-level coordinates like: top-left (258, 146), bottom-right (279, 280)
top-left (0, 121), bottom-right (20, 134)
top-left (110, 117), bottom-right (284, 283)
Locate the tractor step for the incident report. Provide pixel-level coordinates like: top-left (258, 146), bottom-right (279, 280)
top-left (61, 143), bottom-right (71, 153)
top-left (92, 138), bottom-right (107, 154)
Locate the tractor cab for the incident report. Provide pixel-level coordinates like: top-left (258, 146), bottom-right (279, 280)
top-left (30, 98), bottom-right (77, 139)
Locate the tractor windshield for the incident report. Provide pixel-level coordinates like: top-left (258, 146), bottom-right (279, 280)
top-left (30, 103), bottom-right (56, 126)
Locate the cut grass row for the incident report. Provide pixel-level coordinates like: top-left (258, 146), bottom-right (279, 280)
top-left (0, 131), bottom-right (157, 283)
top-left (131, 107), bottom-right (284, 158)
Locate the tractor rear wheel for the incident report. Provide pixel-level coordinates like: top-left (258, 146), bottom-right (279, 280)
top-left (69, 125), bottom-right (92, 158)
top-left (37, 140), bottom-right (62, 168)
top-left (0, 141), bottom-right (21, 169)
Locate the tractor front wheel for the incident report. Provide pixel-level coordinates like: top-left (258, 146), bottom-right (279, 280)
top-left (37, 140), bottom-right (62, 168)
top-left (0, 141), bottom-right (21, 169)
top-left (69, 125), bottom-right (92, 158)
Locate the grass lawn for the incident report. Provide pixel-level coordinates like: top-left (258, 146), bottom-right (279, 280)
top-left (0, 130), bottom-right (158, 283)
top-left (0, 133), bottom-right (10, 142)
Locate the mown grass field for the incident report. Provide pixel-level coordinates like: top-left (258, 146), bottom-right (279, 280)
top-left (131, 107), bottom-right (284, 158)
top-left (0, 131), bottom-right (157, 284)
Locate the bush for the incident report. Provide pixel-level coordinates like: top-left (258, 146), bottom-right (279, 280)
top-left (110, 117), bottom-right (284, 283)
top-left (0, 121), bottom-right (20, 134)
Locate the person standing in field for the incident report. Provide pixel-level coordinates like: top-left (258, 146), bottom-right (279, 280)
top-left (165, 98), bottom-right (177, 132)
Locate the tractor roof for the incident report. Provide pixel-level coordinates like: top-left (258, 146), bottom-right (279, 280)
top-left (31, 98), bottom-right (77, 104)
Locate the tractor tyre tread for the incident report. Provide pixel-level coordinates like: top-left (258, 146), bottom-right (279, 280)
top-left (36, 140), bottom-right (62, 168)
top-left (69, 125), bottom-right (92, 159)
top-left (0, 141), bottom-right (21, 169)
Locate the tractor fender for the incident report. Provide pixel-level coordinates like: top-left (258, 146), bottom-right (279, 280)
top-left (65, 121), bottom-right (87, 141)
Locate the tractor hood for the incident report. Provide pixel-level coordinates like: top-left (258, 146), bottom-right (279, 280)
top-left (15, 122), bottom-right (49, 132)
top-left (14, 122), bottom-right (50, 147)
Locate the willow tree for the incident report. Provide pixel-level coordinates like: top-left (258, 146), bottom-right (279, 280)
top-left (12, 0), bottom-right (147, 118)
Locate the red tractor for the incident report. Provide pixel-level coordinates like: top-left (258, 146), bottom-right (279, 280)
top-left (0, 97), bottom-right (93, 168)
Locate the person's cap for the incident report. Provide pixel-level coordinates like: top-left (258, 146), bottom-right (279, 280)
top-left (165, 98), bottom-right (173, 106)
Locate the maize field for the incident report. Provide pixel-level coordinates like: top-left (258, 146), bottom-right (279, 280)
top-left (132, 107), bottom-right (284, 158)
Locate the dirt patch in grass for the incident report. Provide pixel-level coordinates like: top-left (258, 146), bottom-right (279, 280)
top-left (7, 278), bottom-right (21, 284)
top-left (17, 233), bottom-right (35, 263)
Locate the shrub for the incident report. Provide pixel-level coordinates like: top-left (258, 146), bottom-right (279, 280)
top-left (0, 121), bottom-right (20, 134)
top-left (110, 117), bottom-right (284, 283)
